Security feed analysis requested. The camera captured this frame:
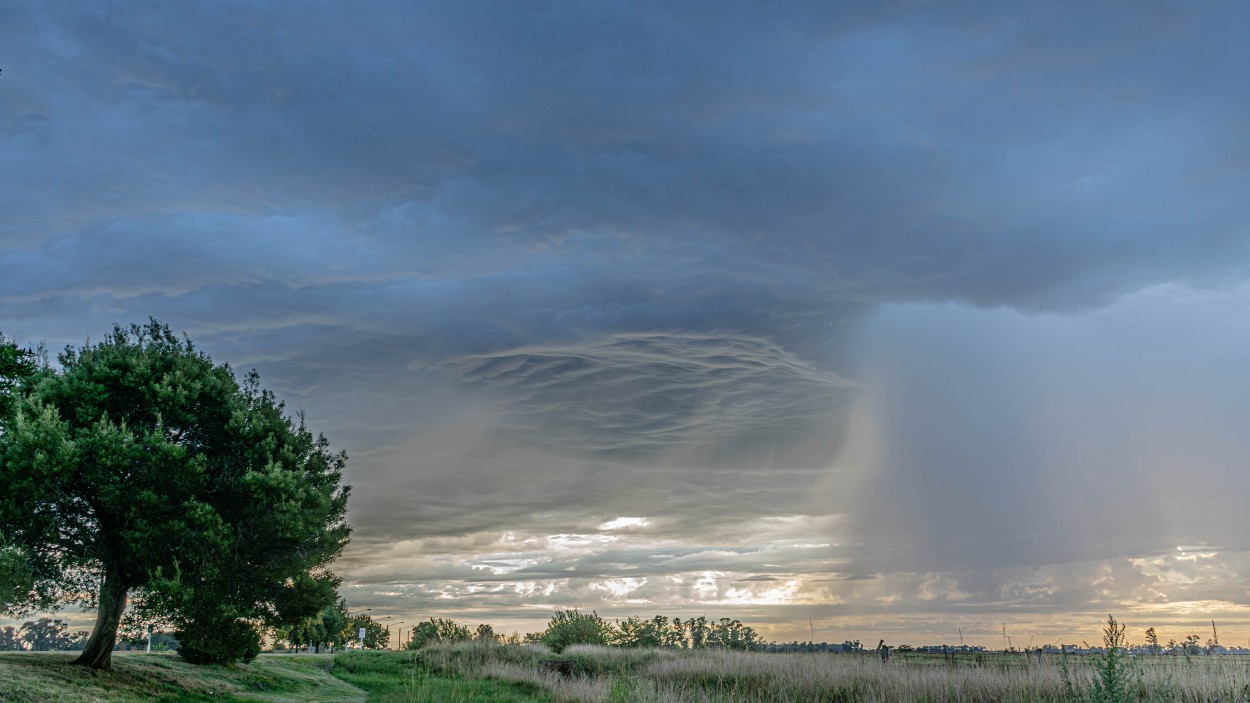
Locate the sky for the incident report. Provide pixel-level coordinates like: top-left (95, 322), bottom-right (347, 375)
top-left (3, 1), bottom-right (1250, 648)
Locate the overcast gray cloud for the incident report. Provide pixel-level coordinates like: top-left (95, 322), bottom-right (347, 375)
top-left (4, 1), bottom-right (1250, 644)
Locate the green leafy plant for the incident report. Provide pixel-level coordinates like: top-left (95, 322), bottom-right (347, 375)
top-left (1090, 614), bottom-right (1130, 703)
top-left (1062, 614), bottom-right (1148, 703)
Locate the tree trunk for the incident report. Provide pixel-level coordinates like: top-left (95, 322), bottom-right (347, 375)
top-left (73, 569), bottom-right (129, 670)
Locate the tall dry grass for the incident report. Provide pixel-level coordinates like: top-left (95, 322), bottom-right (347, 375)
top-left (459, 643), bottom-right (1250, 703)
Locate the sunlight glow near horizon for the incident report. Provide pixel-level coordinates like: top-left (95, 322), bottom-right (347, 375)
top-left (598, 517), bottom-right (651, 531)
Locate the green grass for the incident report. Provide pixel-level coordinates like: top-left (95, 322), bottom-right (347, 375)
top-left (0, 649), bottom-right (550, 703)
top-left (328, 650), bottom-right (551, 702)
top-left (0, 651), bottom-right (365, 703)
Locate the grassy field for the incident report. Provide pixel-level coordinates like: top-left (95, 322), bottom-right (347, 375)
top-left (339, 643), bottom-right (1250, 702)
top-left (10, 645), bottom-right (1250, 702)
top-left (0, 650), bottom-right (551, 703)
top-left (0, 651), bottom-right (365, 703)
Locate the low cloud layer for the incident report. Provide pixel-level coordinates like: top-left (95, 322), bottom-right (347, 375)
top-left (4, 2), bottom-right (1250, 643)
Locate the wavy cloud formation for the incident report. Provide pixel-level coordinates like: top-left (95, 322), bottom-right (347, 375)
top-left (449, 333), bottom-right (857, 462)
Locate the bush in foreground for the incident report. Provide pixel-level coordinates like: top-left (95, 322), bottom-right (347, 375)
top-left (176, 618), bottom-right (261, 665)
top-left (541, 610), bottom-right (612, 653)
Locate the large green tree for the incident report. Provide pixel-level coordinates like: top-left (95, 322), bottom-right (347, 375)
top-left (0, 321), bottom-right (351, 669)
top-left (0, 332), bottom-right (37, 612)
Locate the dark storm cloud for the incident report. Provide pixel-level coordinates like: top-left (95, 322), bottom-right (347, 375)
top-left (5, 1), bottom-right (1250, 638)
top-left (7, 1), bottom-right (1250, 321)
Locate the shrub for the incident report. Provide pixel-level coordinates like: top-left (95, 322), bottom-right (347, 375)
top-left (541, 610), bottom-right (613, 653)
top-left (1089, 614), bottom-right (1137, 703)
top-left (407, 618), bottom-right (473, 649)
top-left (176, 618), bottom-right (262, 665)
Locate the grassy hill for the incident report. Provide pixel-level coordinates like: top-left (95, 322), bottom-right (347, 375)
top-left (0, 652), bottom-right (365, 703)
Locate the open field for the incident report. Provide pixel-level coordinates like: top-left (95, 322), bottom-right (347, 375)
top-left (10, 645), bottom-right (1250, 702)
top-left (364, 644), bottom-right (1250, 703)
top-left (334, 644), bottom-right (1250, 702)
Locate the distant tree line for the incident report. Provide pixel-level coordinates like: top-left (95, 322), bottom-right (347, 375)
top-left (0, 618), bottom-right (88, 651)
top-left (764, 640), bottom-right (863, 654)
top-left (0, 617), bottom-right (183, 654)
top-left (403, 610), bottom-right (765, 653)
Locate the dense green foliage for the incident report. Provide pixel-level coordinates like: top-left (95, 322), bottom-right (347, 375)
top-left (176, 616), bottom-right (263, 665)
top-left (0, 321), bottom-right (351, 669)
top-left (403, 612), bottom-right (764, 654)
top-left (0, 334), bottom-right (38, 613)
top-left (607, 614), bottom-right (762, 651)
top-left (540, 609), bottom-right (612, 652)
top-left (522, 611), bottom-right (765, 652)
top-left (280, 598), bottom-right (352, 652)
top-left (0, 541), bottom-right (33, 614)
top-left (0, 333), bottom-right (36, 422)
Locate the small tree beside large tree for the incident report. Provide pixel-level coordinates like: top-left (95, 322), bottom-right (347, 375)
top-left (0, 321), bottom-right (351, 669)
